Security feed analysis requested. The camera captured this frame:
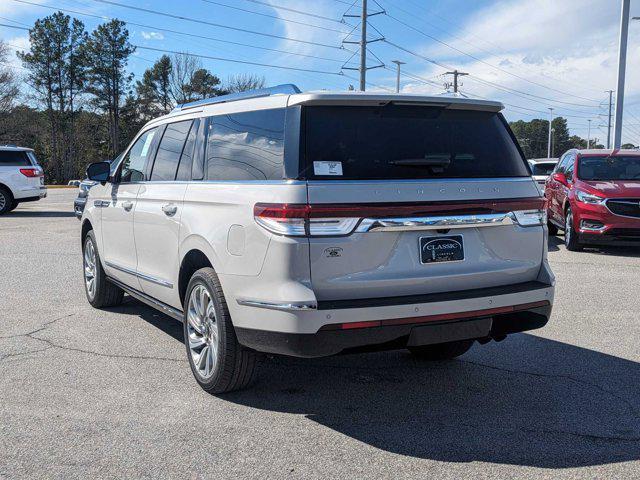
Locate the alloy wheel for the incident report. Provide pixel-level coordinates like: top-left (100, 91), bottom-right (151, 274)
top-left (565, 211), bottom-right (572, 246)
top-left (0, 191), bottom-right (6, 211)
top-left (186, 284), bottom-right (219, 380)
top-left (83, 239), bottom-right (97, 300)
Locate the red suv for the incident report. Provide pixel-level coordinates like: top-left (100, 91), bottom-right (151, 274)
top-left (545, 149), bottom-right (640, 251)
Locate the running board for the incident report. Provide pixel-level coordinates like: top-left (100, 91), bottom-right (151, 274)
top-left (107, 276), bottom-right (184, 322)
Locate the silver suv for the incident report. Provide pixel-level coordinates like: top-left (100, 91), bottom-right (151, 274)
top-left (81, 85), bottom-right (555, 393)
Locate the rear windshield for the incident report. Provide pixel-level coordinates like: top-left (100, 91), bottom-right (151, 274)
top-left (0, 150), bottom-right (31, 166)
top-left (578, 156), bottom-right (640, 181)
top-left (530, 162), bottom-right (556, 176)
top-left (301, 105), bottom-right (529, 180)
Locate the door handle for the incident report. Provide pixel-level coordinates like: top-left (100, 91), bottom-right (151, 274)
top-left (122, 201), bottom-right (133, 212)
top-left (162, 204), bottom-right (178, 216)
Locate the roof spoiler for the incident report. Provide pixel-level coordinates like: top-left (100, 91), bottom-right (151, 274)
top-left (171, 84), bottom-right (301, 112)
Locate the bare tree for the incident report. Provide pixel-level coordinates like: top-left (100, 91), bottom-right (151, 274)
top-left (169, 53), bottom-right (200, 104)
top-left (0, 41), bottom-right (19, 113)
top-left (226, 73), bottom-right (266, 93)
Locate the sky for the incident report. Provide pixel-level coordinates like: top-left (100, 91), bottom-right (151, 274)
top-left (1, 0), bottom-right (640, 145)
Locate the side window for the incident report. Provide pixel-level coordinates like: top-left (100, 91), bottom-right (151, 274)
top-left (555, 154), bottom-right (568, 174)
top-left (176, 119), bottom-right (199, 181)
top-left (150, 120), bottom-right (193, 181)
top-left (0, 150), bottom-right (31, 166)
top-left (206, 108), bottom-right (285, 181)
top-left (120, 128), bottom-right (159, 183)
top-left (565, 155), bottom-right (575, 181)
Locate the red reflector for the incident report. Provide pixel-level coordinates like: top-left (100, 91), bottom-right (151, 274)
top-left (341, 320), bottom-right (381, 330)
top-left (324, 300), bottom-right (550, 331)
top-left (19, 168), bottom-right (40, 177)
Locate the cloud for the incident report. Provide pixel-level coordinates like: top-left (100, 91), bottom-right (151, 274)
top-left (399, 0), bottom-right (640, 141)
top-left (141, 31), bottom-right (164, 41)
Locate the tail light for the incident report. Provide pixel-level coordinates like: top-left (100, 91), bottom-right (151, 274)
top-left (254, 198), bottom-right (546, 237)
top-left (19, 168), bottom-right (42, 177)
top-left (253, 203), bottom-right (360, 237)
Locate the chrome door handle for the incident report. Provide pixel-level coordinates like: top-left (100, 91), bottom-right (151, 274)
top-left (162, 204), bottom-right (177, 216)
top-left (122, 201), bottom-right (133, 212)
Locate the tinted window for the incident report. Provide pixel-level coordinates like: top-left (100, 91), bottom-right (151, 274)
top-left (176, 119), bottom-right (199, 181)
top-left (121, 128), bottom-right (158, 183)
top-left (151, 120), bottom-right (193, 181)
top-left (565, 155), bottom-right (575, 180)
top-left (531, 163), bottom-right (556, 176)
top-left (0, 150), bottom-right (31, 166)
top-left (206, 109), bottom-right (285, 181)
top-left (578, 156), bottom-right (640, 181)
top-left (302, 106), bottom-right (529, 180)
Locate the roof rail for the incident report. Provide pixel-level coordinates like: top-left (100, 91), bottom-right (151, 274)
top-left (172, 84), bottom-right (301, 112)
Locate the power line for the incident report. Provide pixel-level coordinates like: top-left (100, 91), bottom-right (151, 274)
top-left (199, 0), bottom-right (351, 34)
top-left (382, 11), bottom-right (603, 106)
top-left (386, 0), bottom-right (606, 96)
top-left (134, 45), bottom-right (343, 75)
top-left (11, 0), bottom-right (352, 65)
top-left (238, 0), bottom-right (348, 24)
top-left (85, 0), bottom-right (344, 50)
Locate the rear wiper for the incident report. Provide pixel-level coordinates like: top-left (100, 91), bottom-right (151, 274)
top-left (388, 154), bottom-right (451, 168)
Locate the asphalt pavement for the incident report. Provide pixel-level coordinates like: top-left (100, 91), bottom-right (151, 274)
top-left (1, 189), bottom-right (639, 479)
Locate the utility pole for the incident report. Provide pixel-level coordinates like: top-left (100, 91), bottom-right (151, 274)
top-left (587, 119), bottom-right (592, 149)
top-left (392, 60), bottom-right (405, 93)
top-left (444, 70), bottom-right (469, 93)
top-left (547, 107), bottom-right (554, 158)
top-left (613, 0), bottom-right (631, 150)
top-left (341, 0), bottom-right (385, 92)
top-left (359, 0), bottom-right (368, 92)
top-left (606, 90), bottom-right (614, 149)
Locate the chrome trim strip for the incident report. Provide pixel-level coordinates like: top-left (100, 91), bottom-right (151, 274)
top-left (105, 261), bottom-right (174, 288)
top-left (236, 299), bottom-right (318, 311)
top-left (306, 177), bottom-right (534, 186)
top-left (107, 276), bottom-right (183, 322)
top-left (356, 213), bottom-right (515, 232)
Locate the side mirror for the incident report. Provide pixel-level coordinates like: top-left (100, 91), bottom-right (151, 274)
top-left (86, 161), bottom-right (111, 184)
top-left (552, 172), bottom-right (568, 186)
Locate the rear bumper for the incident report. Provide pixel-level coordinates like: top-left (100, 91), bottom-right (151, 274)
top-left (231, 280), bottom-right (554, 357)
top-left (236, 303), bottom-right (551, 358)
top-left (14, 186), bottom-right (47, 201)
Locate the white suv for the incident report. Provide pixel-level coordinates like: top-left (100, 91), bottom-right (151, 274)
top-left (81, 85), bottom-right (555, 393)
top-left (0, 145), bottom-right (46, 214)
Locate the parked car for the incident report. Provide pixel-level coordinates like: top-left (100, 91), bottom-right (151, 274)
top-left (545, 148), bottom-right (640, 250)
top-left (80, 85), bottom-right (555, 393)
top-left (68, 180), bottom-right (81, 187)
top-left (74, 157), bottom-right (120, 219)
top-left (0, 145), bottom-right (46, 215)
top-left (528, 158), bottom-right (558, 192)
top-left (74, 179), bottom-right (97, 219)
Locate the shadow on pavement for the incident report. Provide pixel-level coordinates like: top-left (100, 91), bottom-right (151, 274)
top-left (7, 210), bottom-right (76, 218)
top-left (123, 296), bottom-right (640, 469)
top-left (548, 233), bottom-right (640, 257)
top-left (548, 235), bottom-right (562, 251)
top-left (226, 334), bottom-right (640, 469)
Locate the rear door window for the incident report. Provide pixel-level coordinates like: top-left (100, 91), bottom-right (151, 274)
top-left (206, 108), bottom-right (285, 181)
top-left (0, 150), bottom-right (31, 166)
top-left (151, 120), bottom-right (194, 181)
top-left (302, 105), bottom-right (529, 180)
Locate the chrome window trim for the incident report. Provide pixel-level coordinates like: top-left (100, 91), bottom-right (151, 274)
top-left (105, 261), bottom-right (174, 288)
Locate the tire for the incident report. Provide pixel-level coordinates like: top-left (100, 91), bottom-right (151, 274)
top-left (82, 230), bottom-right (124, 308)
top-left (183, 267), bottom-right (257, 394)
top-left (564, 207), bottom-right (583, 252)
top-left (547, 220), bottom-right (558, 236)
top-left (408, 339), bottom-right (474, 361)
top-left (0, 186), bottom-right (13, 215)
